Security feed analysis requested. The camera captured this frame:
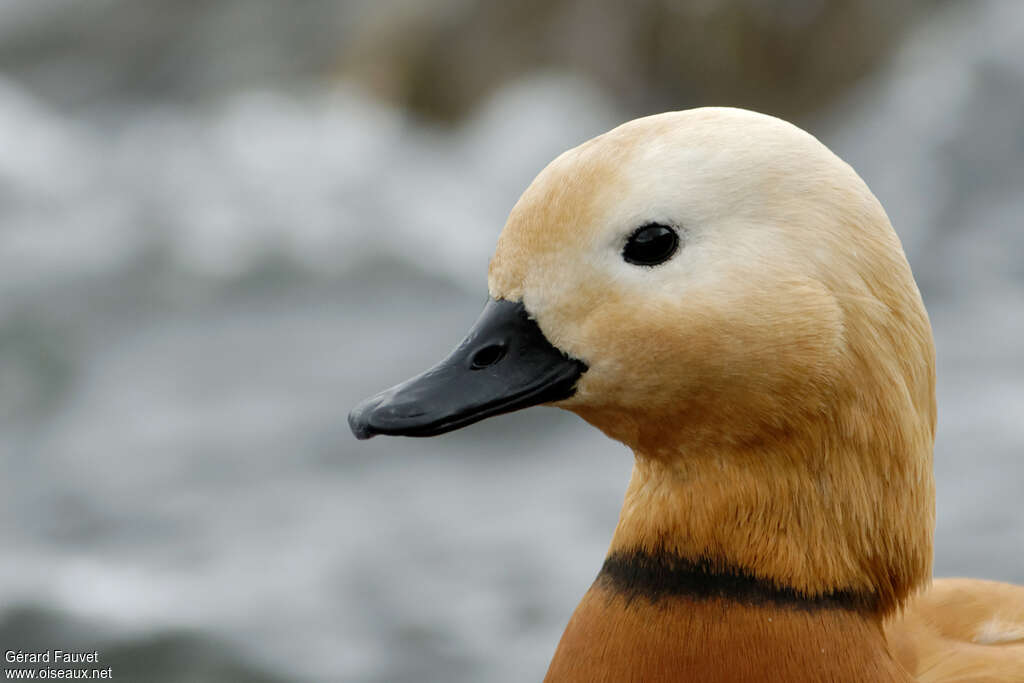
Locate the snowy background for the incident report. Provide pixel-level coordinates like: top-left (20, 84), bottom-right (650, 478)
top-left (0, 1), bottom-right (1021, 681)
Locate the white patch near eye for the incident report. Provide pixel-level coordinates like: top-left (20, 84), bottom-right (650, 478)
top-left (973, 618), bottom-right (1024, 645)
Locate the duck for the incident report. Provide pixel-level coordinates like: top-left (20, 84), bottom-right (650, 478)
top-left (349, 107), bottom-right (1024, 682)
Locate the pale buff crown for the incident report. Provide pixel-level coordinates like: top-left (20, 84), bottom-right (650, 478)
top-left (488, 108), bottom-right (936, 614)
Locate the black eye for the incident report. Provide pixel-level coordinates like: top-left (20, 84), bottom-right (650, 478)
top-left (622, 224), bottom-right (679, 266)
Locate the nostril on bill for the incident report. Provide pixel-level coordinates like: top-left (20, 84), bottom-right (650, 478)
top-left (470, 343), bottom-right (506, 370)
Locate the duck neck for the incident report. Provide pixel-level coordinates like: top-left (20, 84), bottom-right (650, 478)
top-left (601, 446), bottom-right (931, 613)
top-left (543, 451), bottom-right (921, 681)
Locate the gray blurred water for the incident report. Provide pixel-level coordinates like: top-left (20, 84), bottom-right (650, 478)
top-left (1, 1), bottom-right (1022, 681)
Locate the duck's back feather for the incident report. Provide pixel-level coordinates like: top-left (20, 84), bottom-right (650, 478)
top-left (886, 578), bottom-right (1024, 681)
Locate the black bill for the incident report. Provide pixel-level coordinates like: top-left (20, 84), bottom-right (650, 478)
top-left (348, 299), bottom-right (587, 439)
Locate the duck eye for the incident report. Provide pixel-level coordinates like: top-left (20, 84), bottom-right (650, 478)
top-left (622, 224), bottom-right (679, 266)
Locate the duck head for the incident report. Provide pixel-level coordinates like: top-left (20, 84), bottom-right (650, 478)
top-left (350, 108), bottom-right (936, 615)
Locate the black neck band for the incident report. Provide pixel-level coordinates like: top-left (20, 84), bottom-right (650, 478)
top-left (597, 549), bottom-right (879, 613)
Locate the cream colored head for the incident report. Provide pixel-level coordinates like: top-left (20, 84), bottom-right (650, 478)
top-left (489, 108), bottom-right (936, 614)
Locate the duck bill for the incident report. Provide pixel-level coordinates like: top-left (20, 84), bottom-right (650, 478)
top-left (349, 299), bottom-right (587, 439)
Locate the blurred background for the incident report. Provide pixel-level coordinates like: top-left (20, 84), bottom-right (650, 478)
top-left (1, 0), bottom-right (1022, 681)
